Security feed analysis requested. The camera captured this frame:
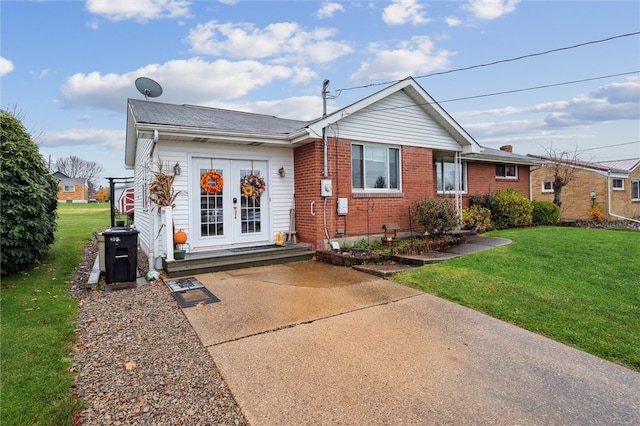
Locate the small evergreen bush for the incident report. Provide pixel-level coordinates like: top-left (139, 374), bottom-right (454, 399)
top-left (461, 205), bottom-right (493, 232)
top-left (492, 189), bottom-right (533, 228)
top-left (531, 200), bottom-right (560, 225)
top-left (413, 197), bottom-right (459, 236)
top-left (0, 110), bottom-right (59, 275)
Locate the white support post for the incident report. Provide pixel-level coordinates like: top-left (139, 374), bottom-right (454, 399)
top-left (164, 206), bottom-right (174, 261)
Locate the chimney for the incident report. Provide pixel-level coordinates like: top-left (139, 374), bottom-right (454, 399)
top-left (500, 145), bottom-right (513, 153)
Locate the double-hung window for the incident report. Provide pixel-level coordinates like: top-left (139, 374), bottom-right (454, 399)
top-left (435, 158), bottom-right (466, 193)
top-left (632, 180), bottom-right (640, 201)
top-left (352, 143), bottom-right (400, 191)
top-left (496, 164), bottom-right (517, 179)
top-left (64, 185), bottom-right (74, 192)
top-left (612, 178), bottom-right (624, 190)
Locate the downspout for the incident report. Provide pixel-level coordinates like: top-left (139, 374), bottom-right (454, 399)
top-left (607, 172), bottom-right (640, 224)
top-left (150, 129), bottom-right (159, 271)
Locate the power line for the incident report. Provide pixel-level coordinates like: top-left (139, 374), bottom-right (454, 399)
top-left (438, 71), bottom-right (639, 104)
top-left (357, 70), bottom-right (639, 113)
top-left (576, 141), bottom-right (640, 153)
top-left (333, 31), bottom-right (640, 96)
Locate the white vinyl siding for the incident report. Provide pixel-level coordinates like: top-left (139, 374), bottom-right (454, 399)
top-left (331, 91), bottom-right (463, 151)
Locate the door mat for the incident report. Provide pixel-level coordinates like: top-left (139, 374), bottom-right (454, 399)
top-left (229, 244), bottom-right (278, 252)
top-left (164, 277), bottom-right (220, 308)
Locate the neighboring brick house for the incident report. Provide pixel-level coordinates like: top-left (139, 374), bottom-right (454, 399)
top-left (125, 77), bottom-right (543, 266)
top-left (530, 156), bottom-right (640, 221)
top-left (53, 171), bottom-right (89, 203)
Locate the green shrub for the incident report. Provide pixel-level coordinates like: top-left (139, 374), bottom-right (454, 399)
top-left (532, 200), bottom-right (560, 225)
top-left (461, 205), bottom-right (493, 232)
top-left (412, 197), bottom-right (458, 236)
top-left (492, 189), bottom-right (533, 228)
top-left (0, 110), bottom-right (59, 275)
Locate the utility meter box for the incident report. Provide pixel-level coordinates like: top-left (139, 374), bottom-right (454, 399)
top-left (321, 179), bottom-right (333, 197)
top-left (337, 198), bottom-right (348, 215)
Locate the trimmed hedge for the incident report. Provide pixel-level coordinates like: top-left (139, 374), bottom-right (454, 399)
top-left (532, 200), bottom-right (560, 225)
top-left (0, 110), bottom-right (59, 275)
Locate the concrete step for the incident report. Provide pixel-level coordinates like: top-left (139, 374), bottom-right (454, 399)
top-left (162, 244), bottom-right (315, 277)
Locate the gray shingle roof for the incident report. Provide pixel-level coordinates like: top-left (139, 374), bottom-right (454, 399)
top-left (128, 98), bottom-right (312, 135)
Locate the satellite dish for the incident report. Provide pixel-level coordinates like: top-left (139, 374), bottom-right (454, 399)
top-left (135, 77), bottom-right (163, 100)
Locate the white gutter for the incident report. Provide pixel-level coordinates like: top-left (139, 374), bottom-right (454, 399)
top-left (607, 172), bottom-right (640, 224)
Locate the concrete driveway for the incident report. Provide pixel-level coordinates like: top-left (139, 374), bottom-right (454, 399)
top-left (179, 261), bottom-right (640, 425)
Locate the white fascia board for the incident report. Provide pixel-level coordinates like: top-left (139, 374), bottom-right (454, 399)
top-left (136, 124), bottom-right (292, 146)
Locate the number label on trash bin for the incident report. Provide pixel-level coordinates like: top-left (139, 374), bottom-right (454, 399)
top-left (109, 237), bottom-right (121, 243)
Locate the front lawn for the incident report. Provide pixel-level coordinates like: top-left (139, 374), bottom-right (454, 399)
top-left (394, 226), bottom-right (640, 372)
top-left (1, 203), bottom-right (110, 425)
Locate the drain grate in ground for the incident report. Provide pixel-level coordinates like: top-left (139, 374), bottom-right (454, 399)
top-left (164, 277), bottom-right (220, 308)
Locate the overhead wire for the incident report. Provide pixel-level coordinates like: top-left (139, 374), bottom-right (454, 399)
top-left (332, 31), bottom-right (640, 97)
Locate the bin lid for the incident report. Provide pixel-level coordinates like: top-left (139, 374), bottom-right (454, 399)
top-left (104, 227), bottom-right (139, 235)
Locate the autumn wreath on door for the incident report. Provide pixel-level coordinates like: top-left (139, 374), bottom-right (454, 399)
top-left (200, 171), bottom-right (224, 194)
top-left (241, 173), bottom-right (266, 201)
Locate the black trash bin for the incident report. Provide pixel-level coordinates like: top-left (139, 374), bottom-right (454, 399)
top-left (103, 227), bottom-right (139, 284)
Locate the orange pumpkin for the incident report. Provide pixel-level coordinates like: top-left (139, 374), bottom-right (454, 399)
top-left (174, 230), bottom-right (188, 245)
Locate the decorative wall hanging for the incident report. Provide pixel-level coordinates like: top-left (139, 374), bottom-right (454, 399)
top-left (241, 173), bottom-right (266, 201)
top-left (200, 171), bottom-right (224, 194)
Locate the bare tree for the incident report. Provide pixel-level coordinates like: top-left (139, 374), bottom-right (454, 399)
top-left (54, 155), bottom-right (102, 193)
top-left (540, 147), bottom-right (581, 207)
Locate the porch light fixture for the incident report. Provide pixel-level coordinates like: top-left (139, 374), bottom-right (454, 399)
top-left (590, 191), bottom-right (596, 205)
top-left (173, 162), bottom-right (181, 176)
top-left (278, 166), bottom-right (285, 178)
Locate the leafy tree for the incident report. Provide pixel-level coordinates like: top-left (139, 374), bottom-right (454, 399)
top-left (54, 155), bottom-right (102, 195)
top-left (96, 186), bottom-right (110, 202)
top-left (0, 109), bottom-right (59, 275)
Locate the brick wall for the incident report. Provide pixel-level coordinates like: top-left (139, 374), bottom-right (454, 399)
top-left (532, 165), bottom-right (640, 221)
top-left (294, 138), bottom-right (435, 249)
top-left (464, 162), bottom-right (532, 207)
top-left (57, 184), bottom-right (88, 202)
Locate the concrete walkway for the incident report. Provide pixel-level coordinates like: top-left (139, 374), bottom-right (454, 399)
top-left (176, 237), bottom-right (640, 425)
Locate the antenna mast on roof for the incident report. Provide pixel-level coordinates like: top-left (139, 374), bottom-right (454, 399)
top-left (135, 77), bottom-right (163, 100)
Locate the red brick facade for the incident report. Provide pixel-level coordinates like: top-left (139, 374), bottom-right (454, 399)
top-left (465, 162), bottom-right (531, 207)
top-left (294, 139), bottom-right (535, 249)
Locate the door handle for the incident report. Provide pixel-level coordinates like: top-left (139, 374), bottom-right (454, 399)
top-left (233, 197), bottom-right (238, 219)
top-left (310, 200), bottom-right (315, 216)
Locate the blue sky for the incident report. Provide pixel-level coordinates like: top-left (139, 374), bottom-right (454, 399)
top-left (2, 0), bottom-right (639, 185)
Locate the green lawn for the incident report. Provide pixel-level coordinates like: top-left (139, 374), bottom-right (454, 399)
top-left (394, 226), bottom-right (640, 371)
top-left (1, 203), bottom-right (110, 425)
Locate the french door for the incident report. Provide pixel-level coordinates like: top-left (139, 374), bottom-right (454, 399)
top-left (192, 158), bottom-right (269, 248)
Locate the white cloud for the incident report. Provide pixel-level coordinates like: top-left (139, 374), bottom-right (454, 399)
top-left (186, 21), bottom-right (352, 64)
top-left (462, 0), bottom-right (519, 20)
top-left (213, 96), bottom-right (324, 121)
top-left (350, 36), bottom-right (453, 82)
top-left (85, 0), bottom-right (191, 22)
top-left (382, 0), bottom-right (429, 26)
top-left (0, 57), bottom-right (15, 77)
top-left (458, 77), bottom-right (640, 140)
top-left (445, 16), bottom-right (462, 27)
top-left (317, 2), bottom-right (345, 19)
top-left (40, 128), bottom-right (124, 150)
top-left (60, 57), bottom-right (298, 111)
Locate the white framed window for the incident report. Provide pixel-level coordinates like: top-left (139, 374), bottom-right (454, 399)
top-left (351, 143), bottom-right (400, 191)
top-left (496, 164), bottom-right (517, 179)
top-left (64, 185), bottom-right (74, 192)
top-left (436, 158), bottom-right (467, 193)
top-left (542, 180), bottom-right (554, 193)
top-left (632, 180), bottom-right (640, 201)
top-left (612, 178), bottom-right (624, 190)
